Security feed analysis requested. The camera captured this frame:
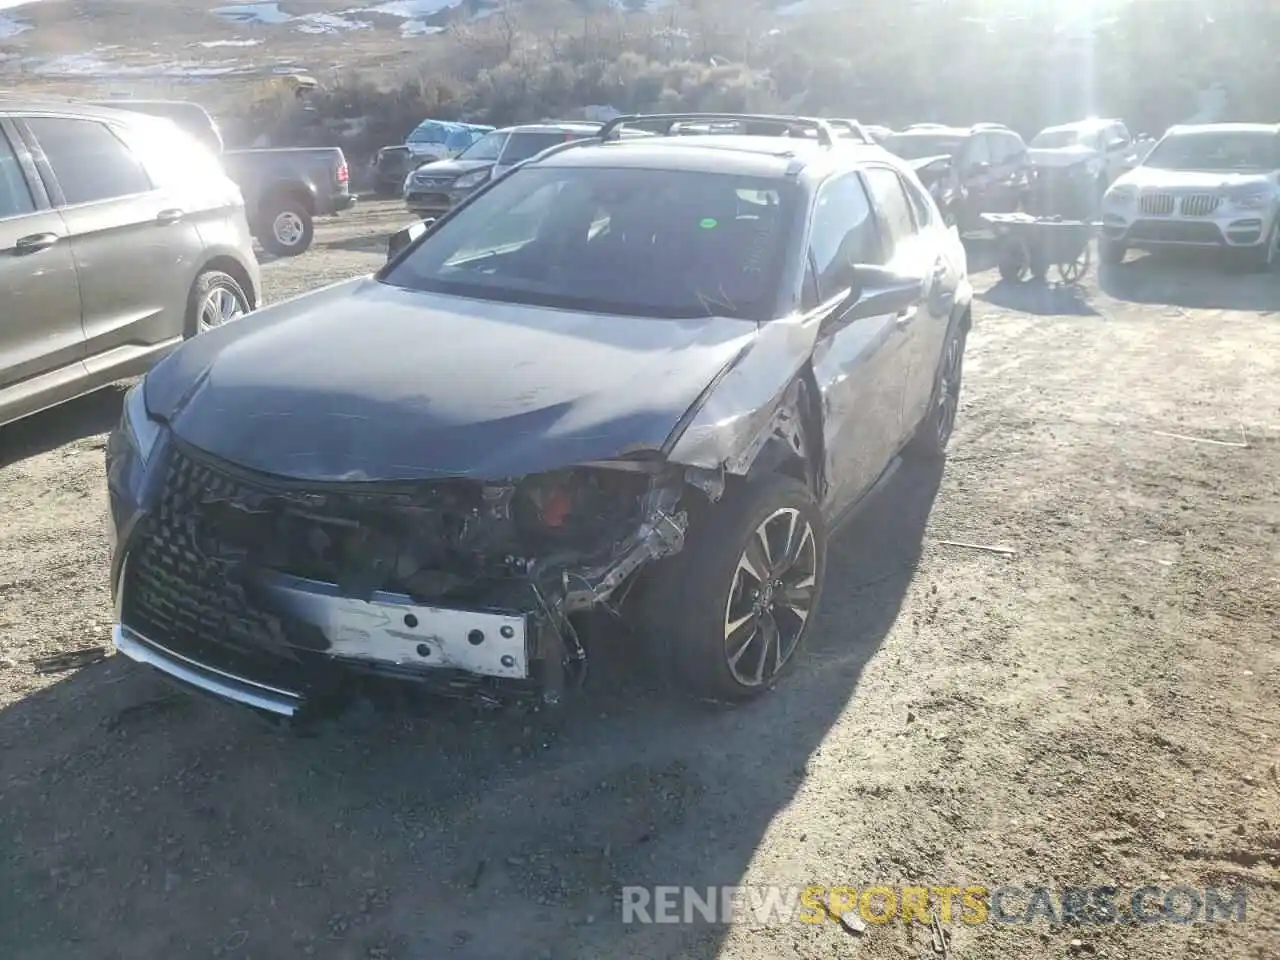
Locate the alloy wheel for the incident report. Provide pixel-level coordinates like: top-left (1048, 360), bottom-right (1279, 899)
top-left (273, 211), bottom-right (305, 248)
top-left (199, 285), bottom-right (246, 331)
top-left (723, 507), bottom-right (818, 688)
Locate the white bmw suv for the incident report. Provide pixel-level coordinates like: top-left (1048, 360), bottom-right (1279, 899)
top-left (1100, 122), bottom-right (1280, 270)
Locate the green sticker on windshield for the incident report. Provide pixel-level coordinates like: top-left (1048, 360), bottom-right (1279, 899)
top-left (699, 218), bottom-right (718, 228)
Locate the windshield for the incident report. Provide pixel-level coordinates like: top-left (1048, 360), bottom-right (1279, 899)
top-left (885, 134), bottom-right (963, 159)
top-left (499, 131), bottom-right (581, 165)
top-left (382, 166), bottom-right (795, 320)
top-left (458, 131), bottom-right (507, 161)
top-left (407, 123), bottom-right (448, 145)
top-left (446, 129), bottom-right (476, 150)
top-left (1031, 129), bottom-right (1086, 149)
top-left (1143, 131), bottom-right (1279, 172)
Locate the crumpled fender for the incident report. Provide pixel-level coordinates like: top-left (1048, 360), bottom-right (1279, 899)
top-left (663, 312), bottom-right (821, 472)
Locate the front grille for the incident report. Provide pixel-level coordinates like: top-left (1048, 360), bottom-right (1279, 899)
top-left (120, 445), bottom-right (324, 689)
top-left (1128, 219), bottom-right (1222, 244)
top-left (1179, 194), bottom-right (1221, 217)
top-left (413, 177), bottom-right (453, 189)
top-left (1139, 193), bottom-right (1175, 216)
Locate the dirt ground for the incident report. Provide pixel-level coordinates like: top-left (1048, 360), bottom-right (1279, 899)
top-left (1, 201), bottom-right (1278, 960)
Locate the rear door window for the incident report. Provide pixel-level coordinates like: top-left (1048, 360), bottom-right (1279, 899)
top-left (900, 172), bottom-right (937, 228)
top-left (0, 128), bottom-right (35, 219)
top-left (24, 116), bottom-right (153, 205)
top-left (862, 166), bottom-right (919, 258)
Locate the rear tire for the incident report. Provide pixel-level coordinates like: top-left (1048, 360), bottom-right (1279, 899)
top-left (639, 474), bottom-right (826, 703)
top-left (259, 196), bottom-right (314, 257)
top-left (906, 321), bottom-right (967, 460)
top-left (185, 270), bottom-right (250, 339)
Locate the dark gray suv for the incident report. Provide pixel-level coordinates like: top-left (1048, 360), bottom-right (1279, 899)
top-left (107, 112), bottom-right (973, 717)
top-left (0, 100), bottom-right (260, 428)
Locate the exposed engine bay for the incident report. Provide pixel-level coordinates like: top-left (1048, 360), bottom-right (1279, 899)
top-left (197, 467), bottom-right (657, 605)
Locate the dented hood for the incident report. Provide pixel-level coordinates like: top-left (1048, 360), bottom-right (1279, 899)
top-left (143, 278), bottom-right (758, 482)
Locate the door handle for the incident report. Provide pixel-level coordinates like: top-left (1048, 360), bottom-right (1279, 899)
top-left (895, 306), bottom-right (918, 326)
top-left (13, 232), bottom-right (58, 254)
top-left (156, 209), bottom-right (185, 225)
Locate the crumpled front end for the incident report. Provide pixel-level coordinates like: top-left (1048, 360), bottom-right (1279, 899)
top-left (113, 439), bottom-right (693, 714)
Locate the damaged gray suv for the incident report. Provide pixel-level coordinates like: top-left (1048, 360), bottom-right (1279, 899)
top-left (106, 113), bottom-right (972, 718)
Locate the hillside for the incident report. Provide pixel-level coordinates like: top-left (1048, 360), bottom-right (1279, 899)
top-left (1, 0), bottom-right (1275, 156)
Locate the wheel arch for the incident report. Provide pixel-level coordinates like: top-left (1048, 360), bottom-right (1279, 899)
top-left (195, 254), bottom-right (258, 311)
top-left (741, 368), bottom-right (825, 497)
top-left (262, 180), bottom-right (316, 216)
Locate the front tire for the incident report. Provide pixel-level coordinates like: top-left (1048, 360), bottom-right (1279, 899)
top-left (641, 474), bottom-right (826, 703)
top-left (259, 197), bottom-right (314, 257)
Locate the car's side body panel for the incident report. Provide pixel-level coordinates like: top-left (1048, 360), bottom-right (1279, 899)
top-left (0, 101), bottom-right (260, 429)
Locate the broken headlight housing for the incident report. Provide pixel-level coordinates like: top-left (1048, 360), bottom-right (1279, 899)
top-left (512, 468), bottom-right (652, 549)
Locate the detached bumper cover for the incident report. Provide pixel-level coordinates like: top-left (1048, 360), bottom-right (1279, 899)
top-left (113, 623), bottom-right (303, 717)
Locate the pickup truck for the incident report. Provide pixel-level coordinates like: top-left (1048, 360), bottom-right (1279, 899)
top-left (89, 99), bottom-right (355, 257)
top-left (220, 147), bottom-right (355, 256)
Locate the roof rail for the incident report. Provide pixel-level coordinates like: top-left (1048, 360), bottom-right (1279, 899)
top-left (819, 118), bottom-right (873, 143)
top-left (599, 112), bottom-right (837, 147)
top-left (971, 122), bottom-right (1012, 131)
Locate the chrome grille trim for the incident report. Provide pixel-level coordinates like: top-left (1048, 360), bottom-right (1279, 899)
top-left (1139, 193), bottom-right (1175, 216)
top-left (1179, 194), bottom-right (1221, 217)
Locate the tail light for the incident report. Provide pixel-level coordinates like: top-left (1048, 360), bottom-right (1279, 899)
top-left (336, 159), bottom-right (349, 183)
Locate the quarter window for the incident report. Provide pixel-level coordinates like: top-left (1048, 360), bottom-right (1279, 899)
top-left (809, 171), bottom-right (881, 300)
top-left (0, 129), bottom-right (35, 219)
top-left (24, 117), bottom-right (153, 206)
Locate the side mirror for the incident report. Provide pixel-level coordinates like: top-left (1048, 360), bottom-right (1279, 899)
top-left (839, 264), bottom-right (925, 318)
top-left (386, 219), bottom-right (434, 262)
top-left (1107, 138), bottom-right (1128, 151)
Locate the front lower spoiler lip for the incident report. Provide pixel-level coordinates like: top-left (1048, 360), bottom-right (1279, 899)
top-left (112, 624), bottom-right (302, 717)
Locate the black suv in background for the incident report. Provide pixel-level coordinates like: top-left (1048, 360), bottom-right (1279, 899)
top-left (0, 100), bottom-right (260, 428)
top-left (404, 122), bottom-right (612, 218)
top-left (884, 123), bottom-right (1032, 232)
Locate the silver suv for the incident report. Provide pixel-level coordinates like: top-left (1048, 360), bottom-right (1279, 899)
top-left (0, 100), bottom-right (259, 428)
top-left (1101, 122), bottom-right (1280, 269)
